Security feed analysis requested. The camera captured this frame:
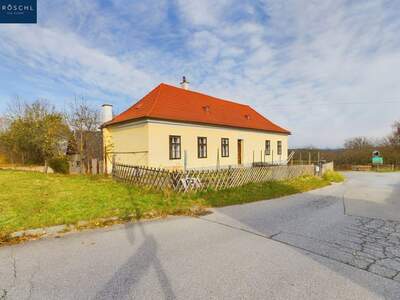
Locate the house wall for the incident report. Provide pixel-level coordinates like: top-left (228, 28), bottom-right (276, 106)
top-left (147, 120), bottom-right (289, 170)
top-left (103, 122), bottom-right (149, 172)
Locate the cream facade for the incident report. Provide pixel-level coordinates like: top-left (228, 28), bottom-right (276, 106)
top-left (103, 121), bottom-right (149, 173)
top-left (103, 119), bottom-right (289, 172)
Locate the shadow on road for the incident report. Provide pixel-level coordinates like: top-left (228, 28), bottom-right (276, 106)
top-left (93, 186), bottom-right (176, 299)
top-left (93, 222), bottom-right (175, 299)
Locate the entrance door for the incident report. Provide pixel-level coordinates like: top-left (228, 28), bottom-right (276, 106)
top-left (237, 139), bottom-right (243, 165)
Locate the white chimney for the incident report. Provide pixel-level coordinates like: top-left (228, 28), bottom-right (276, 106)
top-left (180, 76), bottom-right (189, 90)
top-left (101, 104), bottom-right (113, 123)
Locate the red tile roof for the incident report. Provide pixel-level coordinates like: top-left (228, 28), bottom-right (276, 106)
top-left (104, 83), bottom-right (290, 134)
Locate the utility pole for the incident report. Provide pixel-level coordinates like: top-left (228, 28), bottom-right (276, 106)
top-left (216, 148), bottom-right (220, 170)
top-left (272, 150), bottom-right (274, 165)
top-left (184, 150), bottom-right (187, 171)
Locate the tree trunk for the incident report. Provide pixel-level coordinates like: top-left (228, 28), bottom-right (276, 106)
top-left (44, 159), bottom-right (48, 174)
top-left (80, 131), bottom-right (84, 174)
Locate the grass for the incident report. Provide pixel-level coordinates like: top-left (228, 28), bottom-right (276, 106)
top-left (200, 175), bottom-right (335, 207)
top-left (323, 170), bottom-right (345, 182)
top-left (0, 170), bottom-right (201, 238)
top-left (0, 169), bottom-right (344, 239)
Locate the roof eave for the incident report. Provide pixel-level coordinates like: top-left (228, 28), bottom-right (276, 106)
top-left (102, 116), bottom-right (291, 135)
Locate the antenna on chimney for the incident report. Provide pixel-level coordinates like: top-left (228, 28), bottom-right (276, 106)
top-left (180, 76), bottom-right (189, 90)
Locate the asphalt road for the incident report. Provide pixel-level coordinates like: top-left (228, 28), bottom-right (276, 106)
top-left (343, 171), bottom-right (400, 221)
top-left (1, 172), bottom-right (400, 299)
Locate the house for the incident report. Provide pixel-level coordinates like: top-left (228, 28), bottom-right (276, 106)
top-left (101, 79), bottom-right (290, 172)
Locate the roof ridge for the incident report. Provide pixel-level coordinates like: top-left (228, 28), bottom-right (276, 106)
top-left (160, 83), bottom-right (249, 108)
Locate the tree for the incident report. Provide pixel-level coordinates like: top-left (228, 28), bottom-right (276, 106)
top-left (0, 100), bottom-right (70, 171)
top-left (386, 121), bottom-right (400, 147)
top-left (0, 117), bottom-right (17, 163)
top-left (344, 137), bottom-right (374, 150)
top-left (66, 97), bottom-right (100, 173)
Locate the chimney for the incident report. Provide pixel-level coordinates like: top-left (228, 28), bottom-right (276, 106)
top-left (180, 76), bottom-right (189, 90)
top-left (101, 104), bottom-right (113, 123)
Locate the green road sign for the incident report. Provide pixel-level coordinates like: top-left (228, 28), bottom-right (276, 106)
top-left (372, 156), bottom-right (383, 165)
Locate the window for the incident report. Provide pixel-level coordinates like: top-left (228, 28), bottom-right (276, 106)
top-left (198, 137), bottom-right (207, 158)
top-left (277, 141), bottom-right (282, 155)
top-left (169, 135), bottom-right (181, 159)
top-left (265, 140), bottom-right (271, 155)
top-left (221, 138), bottom-right (229, 157)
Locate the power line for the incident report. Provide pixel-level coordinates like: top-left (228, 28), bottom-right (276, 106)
top-left (266, 100), bottom-right (400, 109)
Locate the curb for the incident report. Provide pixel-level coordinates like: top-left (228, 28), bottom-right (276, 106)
top-left (1, 206), bottom-right (208, 246)
top-left (1, 216), bottom-right (135, 246)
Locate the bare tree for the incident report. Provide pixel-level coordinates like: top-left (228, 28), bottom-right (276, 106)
top-left (387, 121), bottom-right (400, 147)
top-left (344, 136), bottom-right (374, 150)
top-left (6, 96), bottom-right (25, 119)
top-left (66, 97), bottom-right (101, 173)
top-left (0, 116), bottom-right (9, 132)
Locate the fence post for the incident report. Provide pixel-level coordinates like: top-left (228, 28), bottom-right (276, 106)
top-left (217, 148), bottom-right (220, 170)
top-left (184, 150), bottom-right (187, 172)
top-left (112, 155), bottom-right (116, 177)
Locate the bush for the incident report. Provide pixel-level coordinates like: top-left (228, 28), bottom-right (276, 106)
top-left (49, 156), bottom-right (69, 174)
top-left (323, 170), bottom-right (344, 183)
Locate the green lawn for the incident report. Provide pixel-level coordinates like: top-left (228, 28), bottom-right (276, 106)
top-left (0, 169), bottom-right (343, 239)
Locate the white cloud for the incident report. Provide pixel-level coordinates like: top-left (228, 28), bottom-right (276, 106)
top-left (0, 25), bottom-right (156, 97)
top-left (175, 0), bottom-right (400, 147)
top-left (1, 0), bottom-right (400, 148)
top-left (176, 0), bottom-right (232, 27)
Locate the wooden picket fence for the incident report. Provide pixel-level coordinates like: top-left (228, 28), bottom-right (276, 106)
top-left (112, 163), bottom-right (316, 193)
top-left (112, 164), bottom-right (172, 190)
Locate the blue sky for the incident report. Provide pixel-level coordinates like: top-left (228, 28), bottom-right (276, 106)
top-left (1, 0), bottom-right (400, 148)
